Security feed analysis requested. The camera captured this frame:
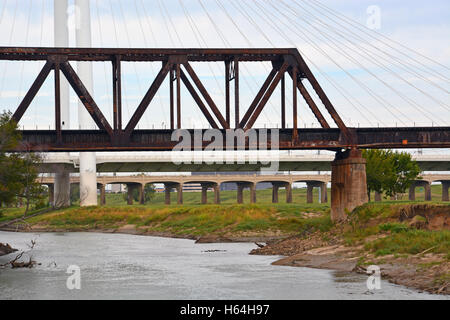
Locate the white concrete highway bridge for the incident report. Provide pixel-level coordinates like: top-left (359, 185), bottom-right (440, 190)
top-left (39, 152), bottom-right (450, 173)
top-left (40, 172), bottom-right (450, 207)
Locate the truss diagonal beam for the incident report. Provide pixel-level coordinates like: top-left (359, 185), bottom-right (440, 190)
top-left (183, 62), bottom-right (229, 129)
top-left (124, 61), bottom-right (172, 136)
top-left (244, 61), bottom-right (290, 130)
top-left (12, 61), bottom-right (53, 123)
top-left (287, 69), bottom-right (330, 128)
top-left (293, 52), bottom-right (348, 136)
top-left (180, 69), bottom-right (219, 129)
top-left (60, 61), bottom-right (113, 136)
top-left (240, 68), bottom-right (278, 128)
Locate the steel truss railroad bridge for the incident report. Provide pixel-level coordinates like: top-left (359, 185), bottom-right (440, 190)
top-left (2, 47), bottom-right (449, 220)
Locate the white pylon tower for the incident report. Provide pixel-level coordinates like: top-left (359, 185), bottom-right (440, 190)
top-left (75, 0), bottom-right (97, 206)
top-left (53, 0), bottom-right (70, 207)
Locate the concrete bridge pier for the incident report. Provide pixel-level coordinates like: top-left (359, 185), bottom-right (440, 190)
top-left (331, 149), bottom-right (368, 221)
top-left (213, 184), bottom-right (221, 204)
top-left (272, 182), bottom-right (293, 204)
top-left (409, 181), bottom-right (431, 201)
top-left (126, 184), bottom-right (135, 205)
top-left (47, 184), bottom-right (54, 207)
top-left (272, 184), bottom-right (279, 203)
top-left (306, 182), bottom-right (328, 204)
top-left (139, 184), bottom-right (145, 205)
top-left (54, 171), bottom-right (71, 208)
top-left (176, 184), bottom-right (183, 204)
top-left (164, 183), bottom-right (183, 205)
top-left (201, 184), bottom-right (209, 204)
top-left (237, 182), bottom-right (256, 204)
top-left (200, 183), bottom-right (220, 204)
top-left (99, 183), bottom-right (106, 206)
top-left (442, 182), bottom-right (450, 201)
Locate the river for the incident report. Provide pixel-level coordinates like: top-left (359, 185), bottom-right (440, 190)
top-left (0, 231), bottom-right (447, 300)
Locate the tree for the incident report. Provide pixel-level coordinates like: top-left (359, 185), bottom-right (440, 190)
top-left (362, 149), bottom-right (421, 200)
top-left (0, 112), bottom-right (45, 214)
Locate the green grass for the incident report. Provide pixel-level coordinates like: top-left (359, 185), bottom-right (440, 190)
top-left (13, 202), bottom-right (331, 237)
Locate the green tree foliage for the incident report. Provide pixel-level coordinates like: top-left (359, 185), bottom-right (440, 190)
top-left (362, 149), bottom-right (421, 200)
top-left (0, 112), bottom-right (45, 214)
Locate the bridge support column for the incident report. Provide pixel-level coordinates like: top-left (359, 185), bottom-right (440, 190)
top-left (374, 191), bottom-right (382, 202)
top-left (214, 184), bottom-right (220, 204)
top-left (99, 184), bottom-right (106, 206)
top-left (48, 184), bottom-right (54, 207)
top-left (272, 184), bottom-right (279, 203)
top-left (409, 184), bottom-right (416, 201)
top-left (54, 171), bottom-right (71, 208)
top-left (320, 182), bottom-right (328, 203)
top-left (237, 183), bottom-right (244, 204)
top-left (425, 183), bottom-right (432, 201)
top-left (176, 183), bottom-right (183, 205)
top-left (442, 182), bottom-right (450, 202)
top-left (331, 149), bottom-right (368, 222)
top-left (250, 183), bottom-right (256, 204)
top-left (306, 183), bottom-right (314, 204)
top-left (164, 184), bottom-right (171, 205)
top-left (201, 185), bottom-right (208, 204)
top-left (286, 183), bottom-right (293, 203)
top-left (127, 184), bottom-right (134, 205)
top-left (139, 184), bottom-right (145, 205)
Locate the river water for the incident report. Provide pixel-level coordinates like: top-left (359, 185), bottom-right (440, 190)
top-left (0, 231), bottom-right (447, 300)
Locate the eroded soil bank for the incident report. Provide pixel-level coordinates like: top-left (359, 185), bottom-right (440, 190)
top-left (252, 203), bottom-right (450, 295)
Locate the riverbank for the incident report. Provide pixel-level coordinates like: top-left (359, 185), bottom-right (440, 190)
top-left (252, 203), bottom-right (450, 295)
top-left (0, 202), bottom-right (449, 295)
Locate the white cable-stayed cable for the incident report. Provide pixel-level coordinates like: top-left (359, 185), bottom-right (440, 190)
top-left (179, 0), bottom-right (225, 100)
top-left (236, 0), bottom-right (368, 126)
top-left (205, 0), bottom-right (279, 125)
top-left (0, 0), bottom-right (18, 102)
top-left (16, 0), bottom-right (33, 108)
top-left (0, 0), bottom-right (7, 24)
top-left (94, 0), bottom-right (112, 124)
top-left (291, 0), bottom-right (449, 94)
top-left (265, 0), bottom-right (443, 124)
top-left (251, 0), bottom-right (411, 125)
top-left (243, 0), bottom-right (386, 126)
top-left (117, 0), bottom-right (154, 129)
top-left (305, 0), bottom-right (450, 80)
top-left (134, 0), bottom-right (168, 125)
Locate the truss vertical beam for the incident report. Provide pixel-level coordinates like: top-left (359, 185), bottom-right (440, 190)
top-left (234, 58), bottom-right (240, 128)
top-left (170, 69), bottom-right (174, 130)
top-left (225, 60), bottom-right (231, 126)
top-left (112, 55), bottom-right (122, 132)
top-left (54, 63), bottom-right (62, 143)
top-left (293, 67), bottom-right (298, 141)
top-left (176, 64), bottom-right (181, 129)
top-left (281, 73), bottom-right (286, 129)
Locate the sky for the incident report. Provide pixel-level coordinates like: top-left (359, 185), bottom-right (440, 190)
top-left (0, 0), bottom-right (449, 132)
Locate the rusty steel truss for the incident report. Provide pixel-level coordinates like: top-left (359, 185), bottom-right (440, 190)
top-left (1, 47), bottom-right (449, 152)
